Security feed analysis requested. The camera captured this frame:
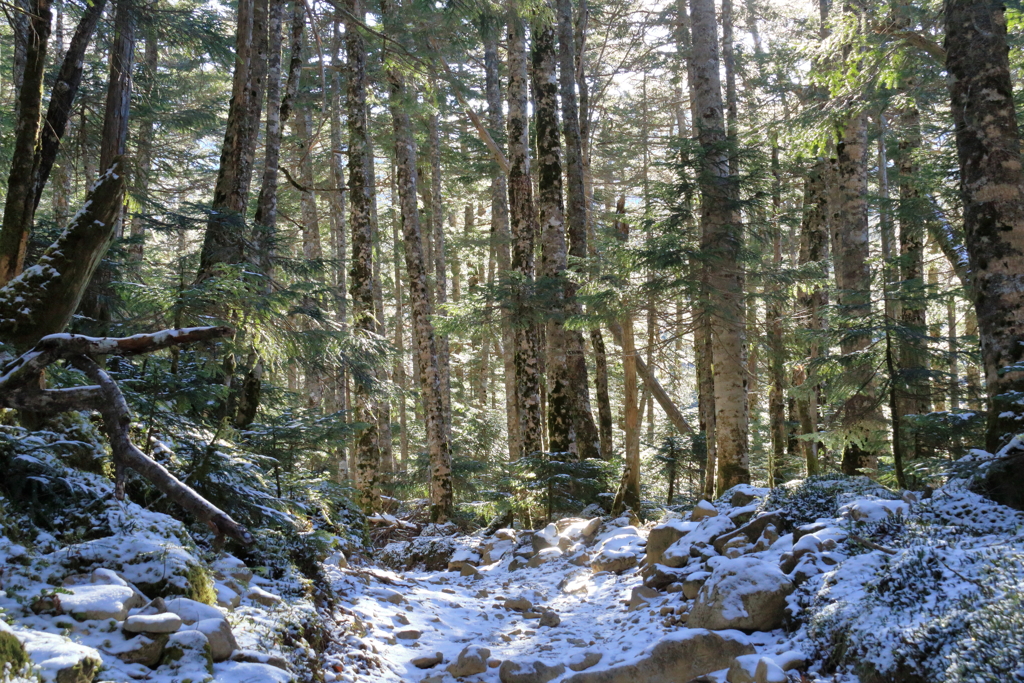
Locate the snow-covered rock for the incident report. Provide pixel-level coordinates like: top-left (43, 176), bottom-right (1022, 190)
top-left (498, 659), bottom-right (565, 683)
top-left (182, 617), bottom-right (239, 662)
top-left (446, 645), bottom-right (490, 677)
top-left (18, 630), bottom-right (102, 683)
top-left (164, 596), bottom-right (225, 624)
top-left (59, 583), bottom-right (145, 621)
top-left (687, 557), bottom-right (794, 631)
top-left (123, 612), bottom-right (182, 634)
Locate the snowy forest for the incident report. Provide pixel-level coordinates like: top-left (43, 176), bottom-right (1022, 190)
top-left (1, 0), bottom-right (1024, 679)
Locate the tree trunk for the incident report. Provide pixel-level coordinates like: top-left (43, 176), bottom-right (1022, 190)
top-left (690, 0), bottom-right (749, 494)
top-left (832, 113), bottom-right (881, 476)
top-left (507, 11), bottom-right (543, 459)
top-left (428, 107), bottom-right (453, 437)
top-left (347, 0), bottom-right (381, 511)
top-left (0, 0), bottom-right (52, 285)
top-left (128, 30), bottom-right (159, 262)
top-left (591, 328), bottom-right (614, 457)
top-left (767, 140), bottom-right (786, 487)
top-left (945, 0), bottom-right (1024, 460)
top-left (198, 0), bottom-right (270, 277)
top-left (383, 0), bottom-right (452, 521)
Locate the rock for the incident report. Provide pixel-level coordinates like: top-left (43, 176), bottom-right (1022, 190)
top-left (774, 650), bottom-right (807, 671)
top-left (687, 557), bottom-right (795, 631)
top-left (726, 654), bottom-right (760, 683)
top-left (568, 652), bottom-right (602, 672)
top-left (325, 551), bottom-right (349, 568)
top-left (0, 621), bottom-right (28, 675)
top-left (565, 630), bottom-right (754, 683)
top-left (461, 563), bottom-right (481, 577)
top-left (780, 535), bottom-right (823, 574)
top-left (247, 585), bottom-right (284, 606)
top-left (163, 597), bottom-right (225, 624)
top-left (230, 649), bottom-right (290, 670)
top-left (396, 629), bottom-right (422, 640)
top-left (591, 552), bottom-right (638, 574)
top-left (580, 517), bottom-right (602, 542)
top-left (682, 572), bottom-right (710, 600)
top-left (181, 617), bottom-right (238, 662)
top-left (447, 645), bottom-right (491, 678)
top-left (528, 547), bottom-right (563, 568)
top-left (713, 513), bottom-right (785, 555)
top-left (646, 524), bottom-right (688, 568)
top-left (18, 631), bottom-right (102, 683)
top-left (690, 500), bottom-right (718, 521)
top-left (60, 583), bottom-right (145, 621)
top-left (123, 612), bottom-right (183, 634)
top-left (111, 634), bottom-right (167, 667)
top-left (159, 629), bottom-right (213, 677)
top-left (730, 489), bottom-right (759, 507)
top-left (728, 504), bottom-right (759, 526)
top-left (532, 524), bottom-right (562, 552)
top-left (448, 546), bottom-right (482, 572)
top-left (135, 597), bottom-right (167, 615)
top-left (755, 657), bottom-right (788, 683)
top-left (721, 535), bottom-right (751, 558)
top-left (539, 611), bottom-right (560, 627)
top-left (394, 613), bottom-right (411, 625)
top-left (627, 586), bottom-right (660, 610)
top-left (499, 660), bottom-right (566, 683)
top-left (213, 554), bottom-right (254, 584)
top-left (793, 522), bottom-right (828, 542)
top-left (90, 568), bottom-right (128, 586)
top-left (504, 597), bottom-right (533, 612)
top-left (495, 528), bottom-right (517, 541)
top-left (215, 581), bottom-right (242, 609)
top-left (489, 657), bottom-right (502, 668)
top-left (412, 652), bottom-right (444, 669)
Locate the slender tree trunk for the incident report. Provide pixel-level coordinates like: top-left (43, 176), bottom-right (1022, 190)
top-left (0, 0), bottom-right (52, 285)
top-left (945, 0), bottom-right (1024, 462)
top-left (591, 329), bottom-right (614, 457)
top-left (128, 31), bottom-right (159, 262)
top-left (198, 0), bottom-right (270, 277)
top-left (767, 140), bottom-right (786, 487)
top-left (346, 0), bottom-right (381, 511)
top-left (611, 198), bottom-right (640, 512)
top-left (428, 107), bottom-right (452, 436)
top-left (383, 0), bottom-right (452, 520)
top-left (392, 164), bottom-right (409, 470)
top-left (690, 0), bottom-right (748, 494)
top-left (507, 11), bottom-right (543, 458)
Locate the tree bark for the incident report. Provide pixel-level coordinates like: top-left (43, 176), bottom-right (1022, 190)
top-left (945, 0), bottom-right (1024, 460)
top-left (0, 0), bottom-right (52, 285)
top-left (690, 0), bottom-right (749, 494)
top-left (383, 0), bottom-right (452, 520)
top-left (128, 29), bottom-right (159, 262)
top-left (507, 11), bottom-right (544, 458)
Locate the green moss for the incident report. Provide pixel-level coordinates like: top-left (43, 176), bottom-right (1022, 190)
top-left (53, 654), bottom-right (101, 683)
top-left (0, 627), bottom-right (28, 672)
top-left (185, 563), bottom-right (217, 606)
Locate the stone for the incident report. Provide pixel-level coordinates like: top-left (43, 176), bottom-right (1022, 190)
top-left (215, 581), bottom-right (242, 609)
top-left (774, 650), bottom-right (807, 671)
top-left (528, 547), bottom-right (563, 568)
top-left (539, 611), bottom-right (560, 627)
top-left (687, 557), bottom-right (795, 631)
top-left (565, 630), bottom-right (754, 683)
top-left (396, 629), bottom-right (422, 640)
top-left (580, 517), bottom-right (602, 542)
top-left (325, 551), bottom-right (349, 568)
top-left (713, 513), bottom-right (785, 555)
top-left (532, 524), bottom-right (562, 552)
top-left (163, 597), bottom-right (225, 624)
top-left (230, 649), bottom-right (290, 670)
top-left (690, 500), bottom-right (718, 521)
top-left (16, 630), bottom-right (102, 683)
top-left (569, 652), bottom-right (602, 672)
top-left (721, 535), bottom-right (751, 558)
top-left (504, 597), bottom-right (533, 612)
top-left (213, 554), bottom-right (254, 584)
top-left (730, 489), bottom-right (759, 507)
top-left (159, 629), bottom-right (213, 677)
top-left (412, 652), bottom-right (444, 669)
top-left (569, 551), bottom-right (592, 567)
top-left (727, 654), bottom-right (760, 683)
top-left (394, 613), bottom-right (411, 625)
top-left (755, 657), bottom-right (788, 683)
top-left (112, 634), bottom-right (167, 667)
top-left (90, 568), bottom-right (128, 586)
top-left (646, 524), bottom-right (688, 568)
top-left (591, 553), bottom-right (638, 574)
top-left (682, 572), bottom-right (711, 600)
top-left (447, 645), bottom-right (491, 678)
top-left (627, 586), bottom-right (660, 610)
top-left (793, 522), bottom-right (828, 543)
top-left (247, 585), bottom-right (284, 606)
top-left (489, 657), bottom-right (502, 668)
top-left (461, 564), bottom-right (480, 577)
top-left (60, 583), bottom-right (145, 621)
top-left (495, 528), bottom-right (517, 541)
top-left (499, 660), bottom-right (566, 683)
top-left (183, 617), bottom-right (238, 662)
top-left (135, 597), bottom-right (167, 615)
top-left (123, 612), bottom-right (182, 634)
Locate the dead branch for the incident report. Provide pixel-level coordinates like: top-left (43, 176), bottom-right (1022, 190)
top-left (0, 326), bottom-right (253, 546)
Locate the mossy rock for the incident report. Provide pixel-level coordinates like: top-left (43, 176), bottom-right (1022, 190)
top-left (53, 655), bottom-right (102, 683)
top-left (126, 554), bottom-right (216, 605)
top-left (159, 630), bottom-right (214, 681)
top-left (0, 623), bottom-right (28, 673)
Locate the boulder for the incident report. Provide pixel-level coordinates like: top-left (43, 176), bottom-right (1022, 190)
top-left (591, 553), bottom-right (638, 574)
top-left (60, 583), bottom-right (145, 621)
top-left (110, 634), bottom-right (167, 667)
top-left (729, 488), bottom-right (760, 507)
top-left (539, 611), bottom-right (560, 627)
top-left (460, 563), bottom-right (481, 577)
top-left (504, 597), bottom-right (534, 612)
top-left (215, 581), bottom-right (242, 609)
top-left (687, 557), bottom-right (794, 631)
top-left (495, 528), bottom-right (517, 542)
top-left (682, 571), bottom-right (711, 600)
top-left (532, 524), bottom-right (562, 553)
top-left (213, 554), bottom-right (254, 584)
top-left (123, 612), bottom-right (182, 634)
top-left (726, 654), bottom-right (760, 683)
top-left (396, 629), bottom-right (422, 640)
top-left (18, 630), bottom-right (103, 683)
top-left (163, 596), bottom-right (225, 624)
top-left (755, 658), bottom-right (788, 683)
top-left (690, 500), bottom-right (718, 521)
top-left (528, 547), bottom-right (563, 568)
top-left (183, 617), bottom-right (239, 662)
top-left (325, 551), bottom-right (349, 568)
top-left (565, 630), bottom-right (754, 683)
top-left (412, 652), bottom-right (444, 669)
top-left (448, 546), bottom-right (482, 572)
top-left (644, 564), bottom-right (688, 590)
top-left (645, 523), bottom-right (688, 568)
top-left (627, 586), bottom-right (660, 610)
top-left (712, 513), bottom-right (785, 555)
top-left (447, 645), bottom-right (491, 678)
top-left (499, 659), bottom-right (566, 683)
top-left (568, 652), bottom-right (602, 672)
top-left (231, 649), bottom-right (290, 671)
top-left (580, 517), bottom-right (602, 542)
top-left (247, 585), bottom-right (284, 606)
top-left (774, 650), bottom-right (808, 672)
top-left (159, 630), bottom-right (213, 678)
top-left (793, 522), bottom-right (828, 542)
